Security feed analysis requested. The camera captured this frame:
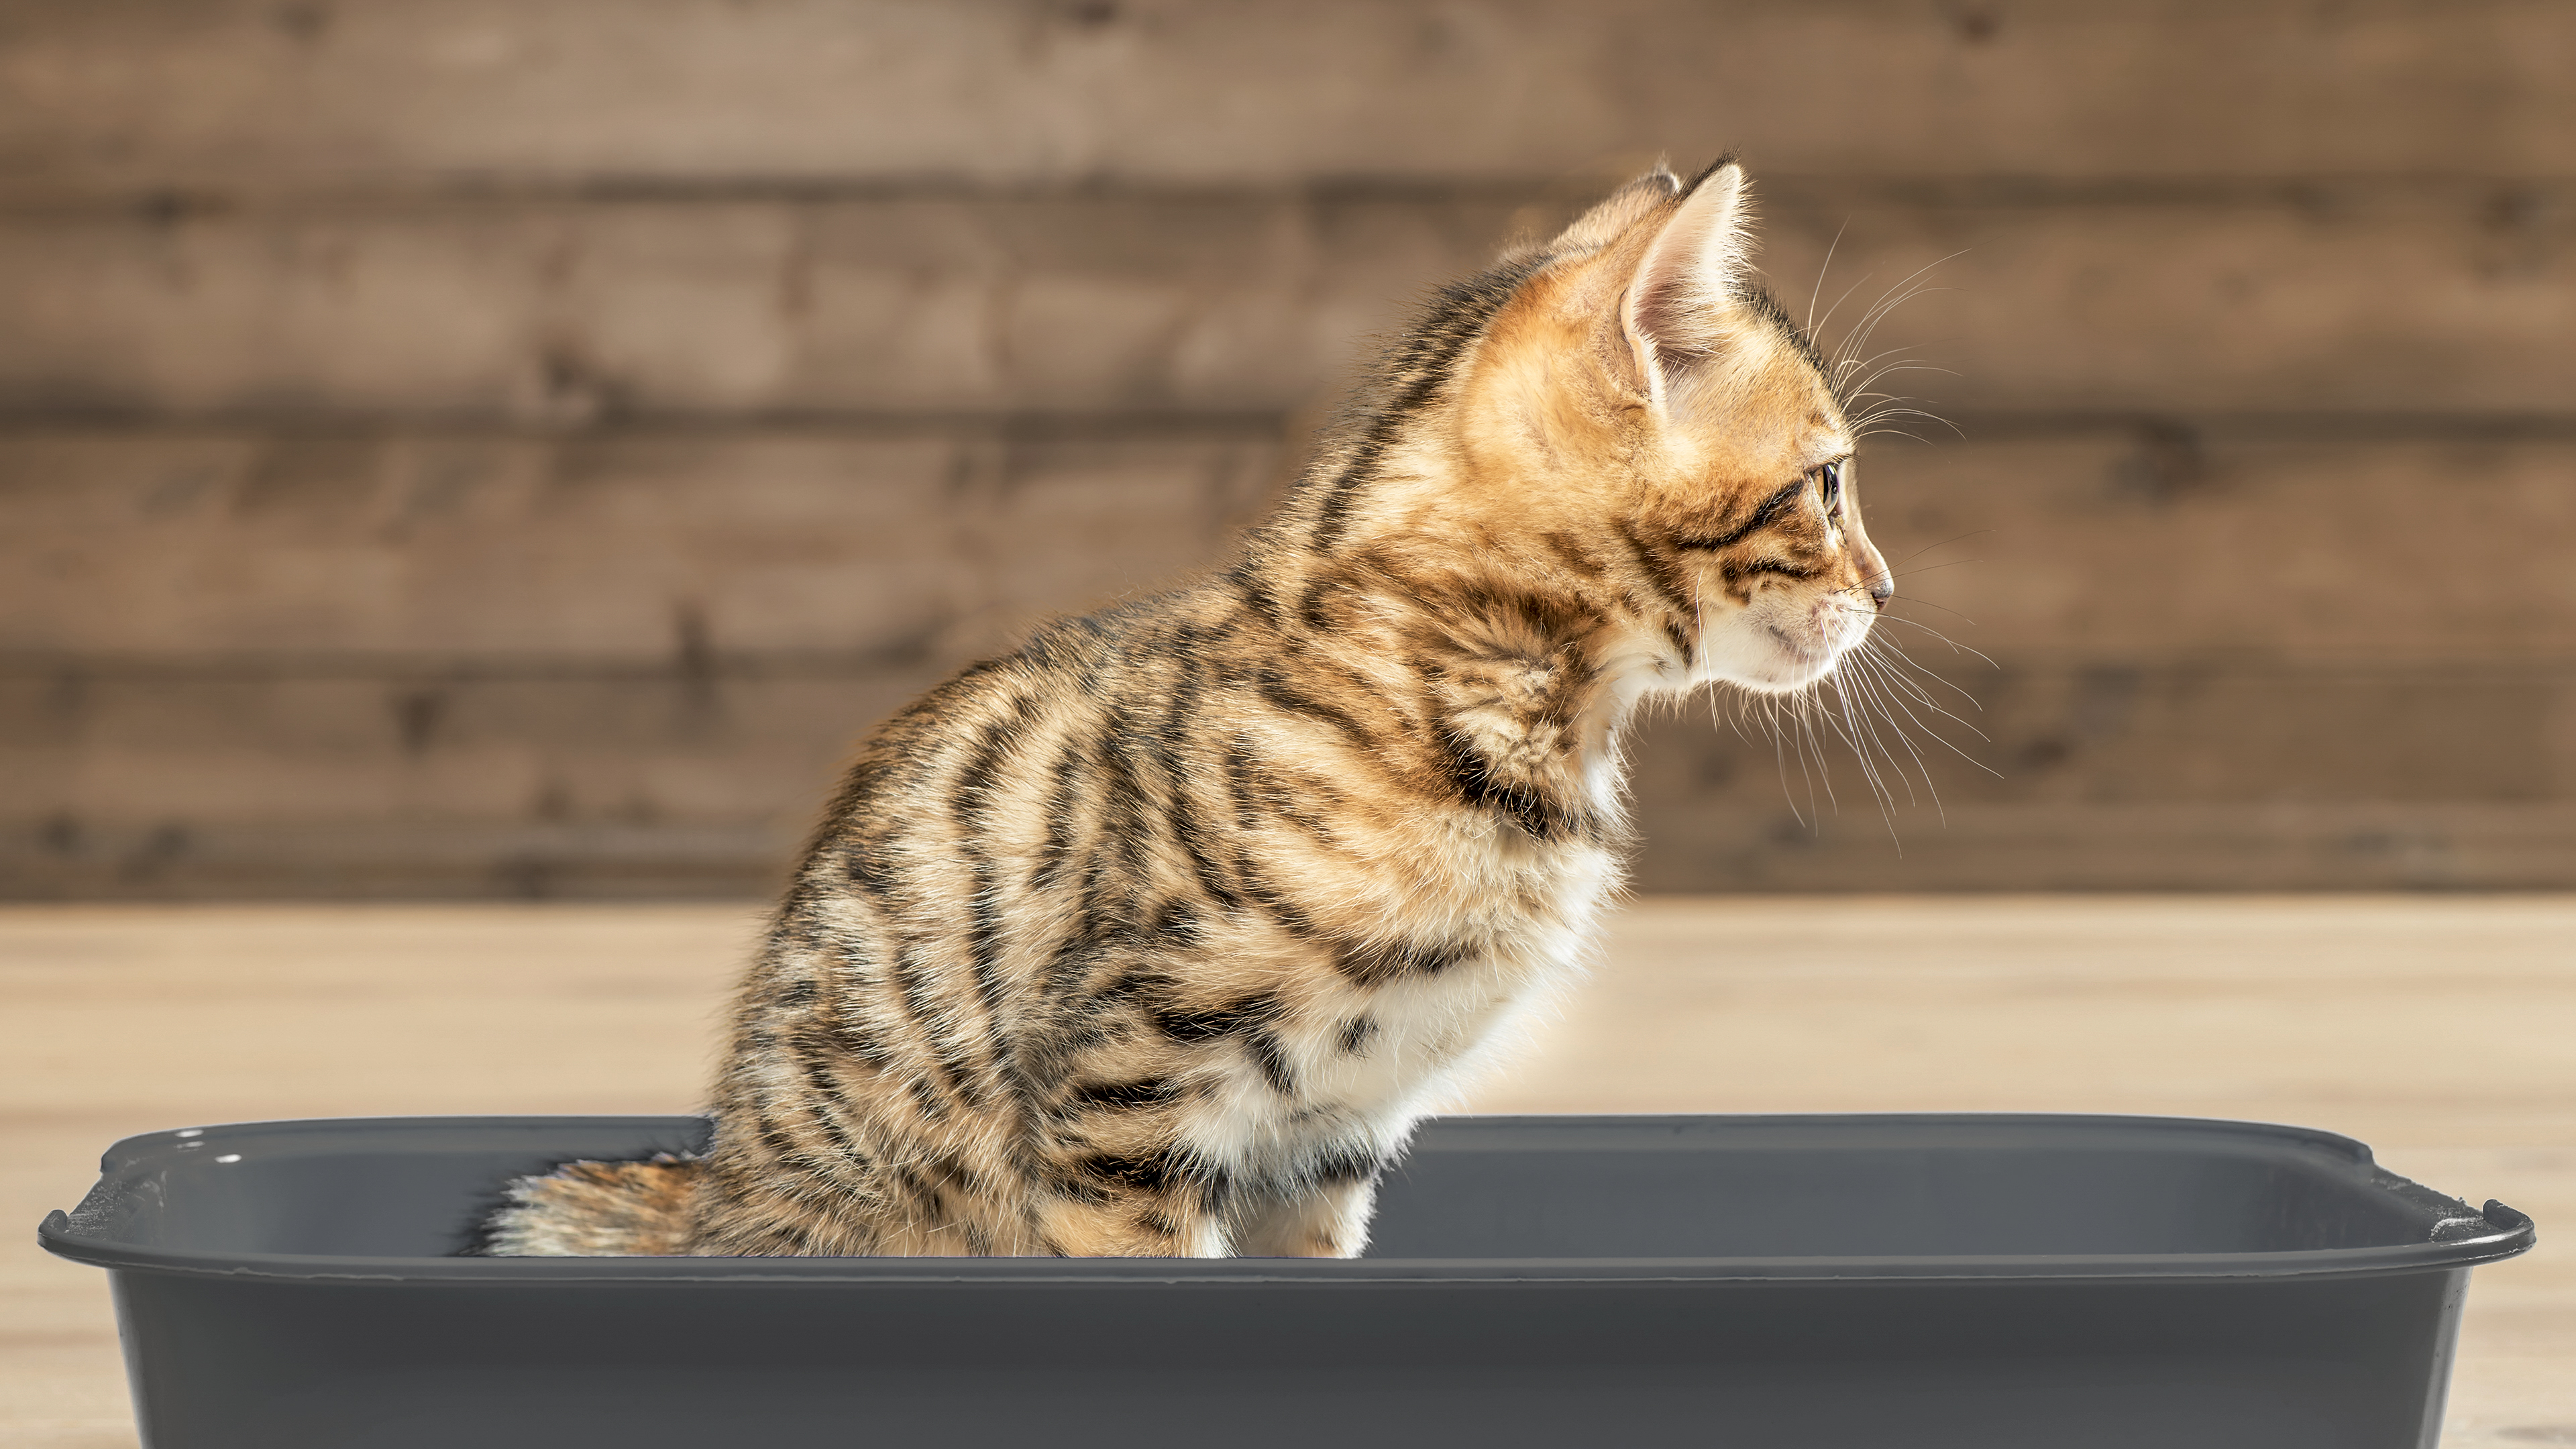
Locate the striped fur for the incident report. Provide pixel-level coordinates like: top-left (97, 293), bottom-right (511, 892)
top-left (482, 160), bottom-right (1892, 1258)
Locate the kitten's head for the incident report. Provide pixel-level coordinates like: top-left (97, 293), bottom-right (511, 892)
top-left (1465, 160), bottom-right (1890, 696)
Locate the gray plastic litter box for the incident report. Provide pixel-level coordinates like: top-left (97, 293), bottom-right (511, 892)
top-left (41, 1112), bottom-right (2535, 1448)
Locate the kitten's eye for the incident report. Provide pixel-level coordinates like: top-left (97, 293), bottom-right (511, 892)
top-left (1815, 461), bottom-right (1843, 516)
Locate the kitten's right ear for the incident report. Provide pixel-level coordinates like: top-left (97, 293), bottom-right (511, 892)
top-left (1617, 161), bottom-right (1755, 411)
top-left (1550, 164), bottom-right (1682, 256)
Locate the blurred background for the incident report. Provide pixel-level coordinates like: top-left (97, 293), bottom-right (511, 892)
top-left (5, 9), bottom-right (2573, 1443)
top-left (1, 0), bottom-right (2571, 901)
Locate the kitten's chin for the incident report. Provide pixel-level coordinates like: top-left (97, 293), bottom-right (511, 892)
top-left (1702, 653), bottom-right (1839, 696)
top-left (1694, 617), bottom-right (1862, 695)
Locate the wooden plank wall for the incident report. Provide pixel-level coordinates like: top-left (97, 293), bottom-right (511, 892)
top-left (2, 0), bottom-right (2571, 897)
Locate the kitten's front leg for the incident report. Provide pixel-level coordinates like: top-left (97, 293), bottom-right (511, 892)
top-left (1226, 1179), bottom-right (1379, 1259)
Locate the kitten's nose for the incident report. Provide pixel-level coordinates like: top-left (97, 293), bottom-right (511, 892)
top-left (1867, 573), bottom-right (1894, 608)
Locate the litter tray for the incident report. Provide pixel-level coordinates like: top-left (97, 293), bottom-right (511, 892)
top-left (41, 1113), bottom-right (2534, 1449)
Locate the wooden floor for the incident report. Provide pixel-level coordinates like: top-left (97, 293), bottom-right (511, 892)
top-left (3, 898), bottom-right (2567, 1445)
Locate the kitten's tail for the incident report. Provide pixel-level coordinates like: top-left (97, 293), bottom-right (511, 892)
top-left (475, 1154), bottom-right (702, 1256)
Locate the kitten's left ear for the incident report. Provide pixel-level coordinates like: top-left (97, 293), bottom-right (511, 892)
top-left (1619, 161), bottom-right (1754, 407)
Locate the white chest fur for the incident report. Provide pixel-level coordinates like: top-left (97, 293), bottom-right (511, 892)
top-left (1179, 836), bottom-right (1617, 1183)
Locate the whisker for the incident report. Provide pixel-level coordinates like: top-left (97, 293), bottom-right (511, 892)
top-left (1828, 667), bottom-right (1911, 816)
top-left (1714, 688), bottom-right (1757, 749)
top-left (1773, 693), bottom-right (1816, 830)
top-left (1845, 613), bottom-right (2001, 674)
top-left (1845, 592), bottom-right (1984, 630)
top-left (1888, 529), bottom-right (1993, 569)
top-left (1844, 399), bottom-right (1957, 428)
top-left (1843, 354), bottom-right (1960, 396)
top-left (1835, 282), bottom-right (1956, 384)
top-left (1836, 256), bottom-right (1964, 350)
top-left (1850, 393), bottom-right (1962, 426)
top-left (1876, 556), bottom-right (1986, 582)
top-left (1836, 311), bottom-right (1953, 409)
top-left (1849, 647), bottom-right (2000, 777)
top-left (1854, 409), bottom-right (1964, 442)
top-left (1848, 634), bottom-right (1994, 727)
top-left (1813, 268), bottom-right (1882, 346)
top-left (1850, 656), bottom-right (1950, 825)
top-left (1846, 673), bottom-right (1923, 847)
top-left (1792, 688), bottom-right (1837, 821)
top-left (1840, 660), bottom-right (1930, 822)
top-left (1807, 217), bottom-right (1851, 335)
top-left (1832, 606), bottom-right (1989, 659)
top-left (1849, 394), bottom-right (1962, 429)
top-left (1835, 563), bottom-right (1985, 629)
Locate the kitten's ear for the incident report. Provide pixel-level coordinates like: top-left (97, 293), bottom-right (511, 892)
top-left (1618, 161), bottom-right (1755, 407)
top-left (1550, 164), bottom-right (1681, 255)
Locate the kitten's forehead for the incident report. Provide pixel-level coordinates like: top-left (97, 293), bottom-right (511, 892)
top-left (1751, 297), bottom-right (1849, 419)
top-left (1757, 312), bottom-right (1853, 454)
top-left (1728, 314), bottom-right (1853, 464)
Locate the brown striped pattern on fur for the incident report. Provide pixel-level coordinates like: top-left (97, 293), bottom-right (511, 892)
top-left (481, 160), bottom-right (1892, 1258)
top-left (482, 1156), bottom-right (699, 1256)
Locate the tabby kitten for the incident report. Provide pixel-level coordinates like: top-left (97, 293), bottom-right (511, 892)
top-left (484, 159), bottom-right (1891, 1258)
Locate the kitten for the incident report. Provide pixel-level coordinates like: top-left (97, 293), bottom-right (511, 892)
top-left (482, 159), bottom-right (1891, 1258)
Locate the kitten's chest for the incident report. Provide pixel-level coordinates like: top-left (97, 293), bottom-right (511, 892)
top-left (1186, 837), bottom-right (1617, 1173)
top-left (1299, 965), bottom-right (1558, 1112)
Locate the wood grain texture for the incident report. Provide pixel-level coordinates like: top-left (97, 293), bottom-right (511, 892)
top-left (9, 427), bottom-right (2574, 896)
top-left (0, 427), bottom-right (1284, 657)
top-left (0, 189), bottom-right (2566, 417)
top-left (0, 1), bottom-right (2569, 188)
top-left (0, 1), bottom-right (2569, 898)
top-left (9, 429), bottom-right (2575, 662)
top-left (1, 898), bottom-right (2566, 1444)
